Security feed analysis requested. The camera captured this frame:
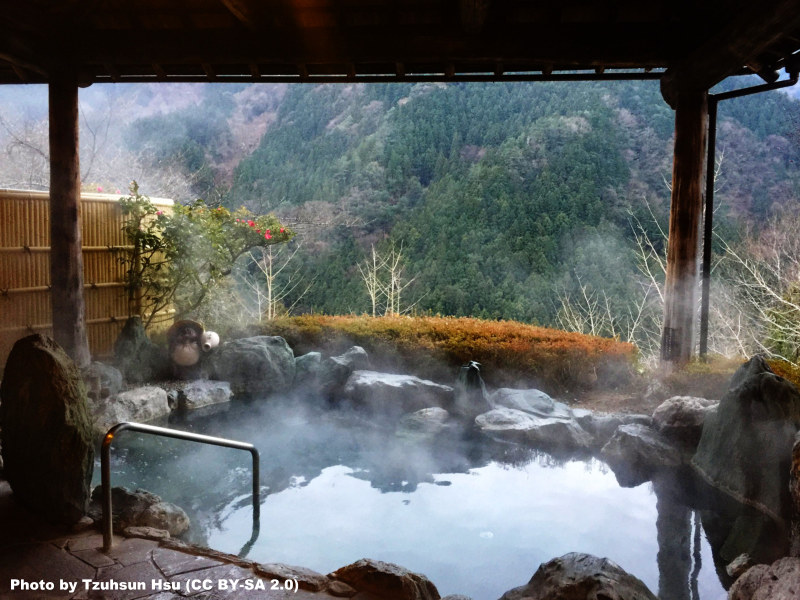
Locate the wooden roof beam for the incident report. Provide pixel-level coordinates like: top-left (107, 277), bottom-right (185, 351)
top-left (219, 0), bottom-right (260, 30)
top-left (152, 63), bottom-right (168, 80)
top-left (0, 30), bottom-right (50, 79)
top-left (660, 0), bottom-right (800, 108)
top-left (460, 0), bottom-right (491, 34)
top-left (11, 64), bottom-right (29, 83)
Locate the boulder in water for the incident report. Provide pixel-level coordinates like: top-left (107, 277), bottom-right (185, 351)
top-left (330, 558), bottom-right (440, 600)
top-left (728, 557), bottom-right (800, 600)
top-left (208, 335), bottom-right (295, 397)
top-left (343, 370), bottom-right (454, 417)
top-left (573, 409), bottom-right (653, 450)
top-left (81, 361), bottom-right (123, 401)
top-left (491, 387), bottom-right (570, 419)
top-left (396, 407), bottom-right (453, 440)
top-left (600, 423), bottom-right (683, 487)
top-left (653, 395), bottom-right (717, 449)
top-left (89, 385), bottom-right (171, 437)
top-left (498, 552), bottom-right (657, 600)
top-left (89, 486), bottom-right (189, 536)
top-left (318, 346), bottom-right (371, 398)
top-left (691, 356), bottom-right (800, 526)
top-left (476, 407), bottom-right (592, 453)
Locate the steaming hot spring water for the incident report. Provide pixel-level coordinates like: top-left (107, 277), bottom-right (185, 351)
top-left (96, 394), bottom-right (728, 599)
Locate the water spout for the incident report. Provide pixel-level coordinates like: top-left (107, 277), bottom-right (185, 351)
top-left (453, 361), bottom-right (493, 419)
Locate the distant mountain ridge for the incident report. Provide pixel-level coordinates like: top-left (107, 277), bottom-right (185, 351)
top-left (1, 78), bottom-right (798, 324)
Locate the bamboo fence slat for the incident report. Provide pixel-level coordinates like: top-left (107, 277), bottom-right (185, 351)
top-left (0, 189), bottom-right (174, 366)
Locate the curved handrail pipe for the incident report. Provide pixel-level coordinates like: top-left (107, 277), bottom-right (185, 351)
top-left (100, 421), bottom-right (260, 552)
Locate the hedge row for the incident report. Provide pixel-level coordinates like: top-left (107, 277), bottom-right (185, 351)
top-left (257, 315), bottom-right (638, 395)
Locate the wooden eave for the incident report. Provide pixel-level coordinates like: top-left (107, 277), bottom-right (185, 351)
top-left (1, 0), bottom-right (799, 88)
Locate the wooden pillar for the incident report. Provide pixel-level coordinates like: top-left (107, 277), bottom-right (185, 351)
top-left (49, 74), bottom-right (91, 368)
top-left (661, 90), bottom-right (708, 364)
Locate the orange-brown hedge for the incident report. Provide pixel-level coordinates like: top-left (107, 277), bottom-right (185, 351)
top-left (257, 315), bottom-right (637, 394)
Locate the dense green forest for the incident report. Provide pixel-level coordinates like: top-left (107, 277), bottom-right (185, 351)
top-left (128, 80), bottom-right (799, 330)
top-left (2, 79), bottom-right (799, 358)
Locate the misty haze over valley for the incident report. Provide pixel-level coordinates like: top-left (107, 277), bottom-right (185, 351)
top-left (2, 78), bottom-right (799, 362)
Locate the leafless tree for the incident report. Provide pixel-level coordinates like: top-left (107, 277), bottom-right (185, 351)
top-left (358, 242), bottom-right (417, 317)
top-left (237, 243), bottom-right (314, 322)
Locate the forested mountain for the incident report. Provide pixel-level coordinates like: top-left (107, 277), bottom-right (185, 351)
top-left (2, 79), bottom-right (799, 338)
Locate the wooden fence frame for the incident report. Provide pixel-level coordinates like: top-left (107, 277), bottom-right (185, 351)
top-left (0, 189), bottom-right (173, 366)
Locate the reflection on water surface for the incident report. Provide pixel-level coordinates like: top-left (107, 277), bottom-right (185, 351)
top-left (95, 398), bottom-right (727, 599)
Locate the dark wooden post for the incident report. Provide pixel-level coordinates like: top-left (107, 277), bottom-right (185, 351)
top-left (49, 73), bottom-right (91, 367)
top-left (661, 90), bottom-right (708, 364)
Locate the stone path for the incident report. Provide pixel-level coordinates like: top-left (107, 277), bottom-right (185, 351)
top-left (0, 481), bottom-right (351, 600)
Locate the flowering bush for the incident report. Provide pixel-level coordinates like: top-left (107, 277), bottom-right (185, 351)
top-left (119, 181), bottom-right (292, 326)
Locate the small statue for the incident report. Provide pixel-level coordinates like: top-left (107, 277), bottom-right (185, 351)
top-left (166, 320), bottom-right (219, 379)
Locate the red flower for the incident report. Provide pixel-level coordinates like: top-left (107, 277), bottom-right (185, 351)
top-left (256, 229), bottom-right (261, 233)
top-left (279, 227), bottom-right (285, 233)
top-left (265, 233), bottom-right (272, 240)
top-left (266, 229), bottom-right (271, 234)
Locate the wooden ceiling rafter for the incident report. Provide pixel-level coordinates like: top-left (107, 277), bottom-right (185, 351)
top-left (660, 0), bottom-right (800, 106)
top-left (0, 0), bottom-right (798, 89)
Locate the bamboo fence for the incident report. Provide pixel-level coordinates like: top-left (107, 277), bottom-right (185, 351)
top-left (0, 189), bottom-right (173, 366)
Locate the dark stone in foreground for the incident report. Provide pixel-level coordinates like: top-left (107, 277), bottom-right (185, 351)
top-left (728, 557), bottom-right (800, 600)
top-left (89, 486), bottom-right (189, 536)
top-left (209, 335), bottom-right (295, 397)
top-left (0, 334), bottom-right (94, 524)
top-left (331, 558), bottom-right (440, 600)
top-left (499, 552), bottom-right (657, 600)
top-left (691, 356), bottom-right (800, 525)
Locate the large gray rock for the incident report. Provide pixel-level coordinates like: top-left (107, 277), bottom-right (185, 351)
top-left (90, 385), bottom-right (171, 436)
top-left (653, 396), bottom-right (717, 448)
top-left (0, 334), bottom-right (94, 524)
top-left (318, 346), bottom-right (371, 397)
top-left (175, 380), bottom-right (232, 410)
top-left (573, 409), bottom-right (653, 450)
top-left (343, 370), bottom-right (454, 417)
top-left (491, 388), bottom-right (571, 419)
top-left (691, 356), bottom-right (800, 525)
top-left (113, 317), bottom-right (169, 383)
top-left (209, 336), bottom-right (295, 397)
top-left (397, 407), bottom-right (453, 440)
top-left (90, 486), bottom-right (189, 536)
top-left (499, 553), bottom-right (657, 600)
top-left (728, 557), bottom-right (800, 600)
top-left (294, 351), bottom-right (323, 387)
top-left (600, 423), bottom-right (683, 487)
top-left (475, 407), bottom-right (592, 453)
top-left (330, 558), bottom-right (440, 600)
top-left (81, 361), bottom-right (123, 401)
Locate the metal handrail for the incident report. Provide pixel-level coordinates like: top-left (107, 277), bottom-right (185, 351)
top-left (101, 422), bottom-right (260, 552)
